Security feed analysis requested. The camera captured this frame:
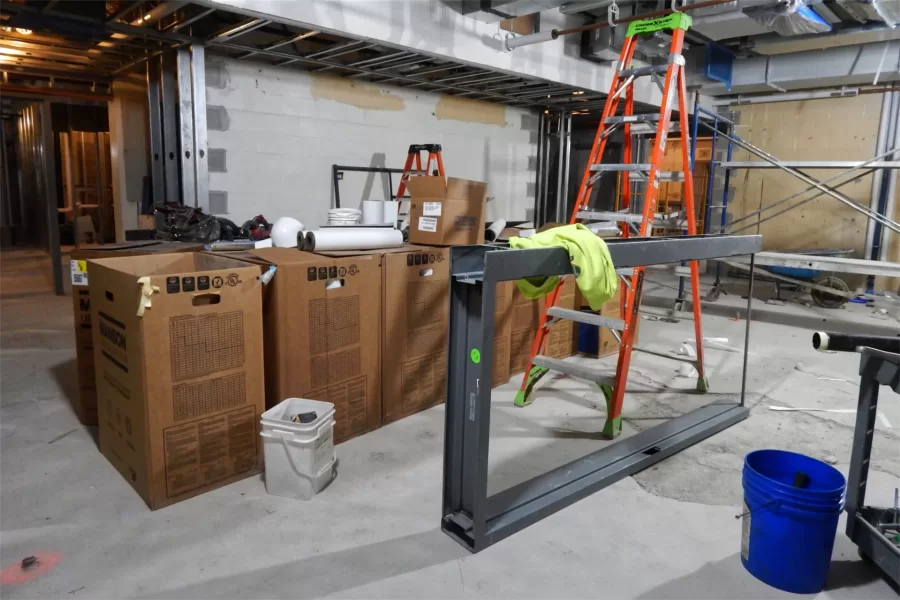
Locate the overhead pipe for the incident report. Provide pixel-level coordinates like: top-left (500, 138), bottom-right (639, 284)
top-left (865, 91), bottom-right (894, 260)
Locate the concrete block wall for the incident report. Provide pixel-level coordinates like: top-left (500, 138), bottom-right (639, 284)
top-left (205, 57), bottom-right (537, 228)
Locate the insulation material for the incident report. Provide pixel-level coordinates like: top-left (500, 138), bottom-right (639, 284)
top-left (303, 228), bottom-right (403, 252)
top-left (744, 0), bottom-right (832, 35)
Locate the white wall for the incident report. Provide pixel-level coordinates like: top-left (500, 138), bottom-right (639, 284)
top-left (206, 57), bottom-right (537, 227)
top-left (207, 0), bottom-right (665, 106)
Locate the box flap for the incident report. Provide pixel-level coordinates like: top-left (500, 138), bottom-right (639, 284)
top-left (405, 176), bottom-right (446, 199)
top-left (446, 178), bottom-right (487, 203)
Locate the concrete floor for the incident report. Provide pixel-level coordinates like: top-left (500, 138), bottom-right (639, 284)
top-left (1, 248), bottom-right (898, 599)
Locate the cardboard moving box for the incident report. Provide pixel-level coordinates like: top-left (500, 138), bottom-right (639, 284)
top-left (316, 246), bottom-right (514, 424)
top-left (89, 253), bottom-right (265, 509)
top-left (70, 241), bottom-right (200, 425)
top-left (406, 177), bottom-right (487, 246)
top-left (231, 248), bottom-right (382, 444)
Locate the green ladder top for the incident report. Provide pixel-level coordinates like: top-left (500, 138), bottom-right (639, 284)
top-left (626, 12), bottom-right (692, 37)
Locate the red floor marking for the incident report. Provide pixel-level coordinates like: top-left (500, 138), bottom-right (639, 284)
top-left (0, 553), bottom-right (62, 584)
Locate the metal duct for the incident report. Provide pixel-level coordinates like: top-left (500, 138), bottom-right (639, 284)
top-left (456, 0), bottom-right (565, 22)
top-left (750, 23), bottom-right (900, 54)
top-left (744, 0), bottom-right (832, 36)
top-left (837, 0), bottom-right (900, 27)
top-left (690, 40), bottom-right (900, 94)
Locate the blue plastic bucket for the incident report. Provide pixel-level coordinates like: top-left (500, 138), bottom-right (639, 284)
top-left (740, 449), bottom-right (846, 594)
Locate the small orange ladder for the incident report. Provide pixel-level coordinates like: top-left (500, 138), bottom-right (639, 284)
top-left (515, 12), bottom-right (708, 439)
top-left (396, 144), bottom-right (445, 199)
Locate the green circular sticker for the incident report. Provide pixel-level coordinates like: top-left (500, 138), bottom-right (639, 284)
top-left (470, 349), bottom-right (481, 364)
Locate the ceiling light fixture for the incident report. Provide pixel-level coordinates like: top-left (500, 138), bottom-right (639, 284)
top-left (15, 28), bottom-right (33, 35)
top-left (573, 91), bottom-right (584, 95)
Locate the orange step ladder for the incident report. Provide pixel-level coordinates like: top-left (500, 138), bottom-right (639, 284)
top-left (515, 12), bottom-right (708, 439)
top-left (396, 143), bottom-right (445, 199)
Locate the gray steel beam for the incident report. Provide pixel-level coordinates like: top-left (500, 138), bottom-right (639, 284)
top-left (160, 53), bottom-right (180, 204)
top-left (38, 101), bottom-right (63, 295)
top-left (191, 45), bottom-right (209, 212)
top-left (176, 48), bottom-right (196, 207)
top-left (146, 59), bottom-right (165, 209)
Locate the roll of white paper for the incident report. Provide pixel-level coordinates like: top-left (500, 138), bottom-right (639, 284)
top-left (361, 200), bottom-right (384, 225)
top-left (485, 219), bottom-right (507, 242)
top-left (382, 201), bottom-right (400, 227)
top-left (305, 228), bottom-right (404, 252)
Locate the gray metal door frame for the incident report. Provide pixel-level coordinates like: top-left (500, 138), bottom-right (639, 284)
top-left (443, 234), bottom-right (762, 552)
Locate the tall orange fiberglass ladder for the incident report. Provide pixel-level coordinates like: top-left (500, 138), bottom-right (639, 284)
top-left (515, 12), bottom-right (708, 439)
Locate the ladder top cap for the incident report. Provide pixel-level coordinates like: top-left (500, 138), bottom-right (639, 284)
top-left (626, 12), bottom-right (692, 37)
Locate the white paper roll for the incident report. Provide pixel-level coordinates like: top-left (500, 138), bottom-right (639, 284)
top-left (361, 200), bottom-right (384, 225)
top-left (383, 201), bottom-right (400, 227)
top-left (485, 219), bottom-right (506, 242)
top-left (305, 228), bottom-right (404, 252)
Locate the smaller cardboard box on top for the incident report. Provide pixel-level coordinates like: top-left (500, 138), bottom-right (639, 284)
top-left (406, 177), bottom-right (487, 246)
top-left (88, 253), bottom-right (265, 510)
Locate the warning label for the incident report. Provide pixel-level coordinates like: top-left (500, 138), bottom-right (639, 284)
top-left (163, 405), bottom-right (257, 497)
top-left (71, 260), bottom-right (88, 286)
top-left (741, 501), bottom-right (751, 560)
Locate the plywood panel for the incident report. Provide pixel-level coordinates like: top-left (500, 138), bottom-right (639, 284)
top-left (728, 95), bottom-right (882, 254)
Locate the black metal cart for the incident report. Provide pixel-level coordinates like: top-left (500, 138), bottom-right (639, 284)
top-left (847, 347), bottom-right (900, 589)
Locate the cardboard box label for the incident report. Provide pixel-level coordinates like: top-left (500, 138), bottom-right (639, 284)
top-left (163, 405), bottom-right (257, 498)
top-left (71, 259), bottom-right (88, 285)
top-left (418, 217), bottom-right (438, 233)
top-left (423, 202), bottom-right (442, 217)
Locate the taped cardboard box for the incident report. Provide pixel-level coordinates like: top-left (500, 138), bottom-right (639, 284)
top-left (70, 241), bottom-right (200, 425)
top-left (229, 248), bottom-right (382, 444)
top-left (88, 253), bottom-right (264, 510)
top-left (406, 177), bottom-right (487, 246)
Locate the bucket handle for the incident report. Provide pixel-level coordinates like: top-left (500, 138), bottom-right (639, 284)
top-left (735, 499), bottom-right (780, 519)
top-left (261, 431), bottom-right (333, 482)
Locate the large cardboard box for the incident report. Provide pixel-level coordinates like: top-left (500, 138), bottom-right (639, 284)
top-left (595, 287), bottom-right (640, 358)
top-left (317, 246), bottom-right (514, 423)
top-left (70, 241), bottom-right (200, 425)
top-left (89, 253), bottom-right (265, 509)
top-left (508, 279), bottom-right (579, 376)
top-left (406, 177), bottom-right (487, 246)
top-left (231, 248), bottom-right (383, 444)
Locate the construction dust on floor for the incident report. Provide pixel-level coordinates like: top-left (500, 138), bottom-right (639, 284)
top-left (1, 250), bottom-right (897, 598)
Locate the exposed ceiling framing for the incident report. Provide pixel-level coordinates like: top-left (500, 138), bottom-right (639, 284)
top-left (0, 0), bottom-right (654, 114)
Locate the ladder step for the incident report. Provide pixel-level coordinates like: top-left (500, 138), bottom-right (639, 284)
top-left (604, 114), bottom-right (661, 125)
top-left (619, 64), bottom-right (670, 78)
top-left (628, 171), bottom-right (684, 182)
top-left (590, 163), bottom-right (654, 172)
top-left (546, 307), bottom-right (625, 330)
top-left (533, 355), bottom-right (615, 386)
top-left (577, 210), bottom-right (644, 224)
top-left (633, 346), bottom-right (698, 364)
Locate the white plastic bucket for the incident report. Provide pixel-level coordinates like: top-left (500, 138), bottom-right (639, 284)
top-left (327, 208), bottom-right (361, 226)
top-left (261, 398), bottom-right (336, 501)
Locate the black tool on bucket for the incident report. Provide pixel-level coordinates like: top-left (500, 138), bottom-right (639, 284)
top-left (291, 411), bottom-right (317, 424)
top-left (792, 472), bottom-right (811, 489)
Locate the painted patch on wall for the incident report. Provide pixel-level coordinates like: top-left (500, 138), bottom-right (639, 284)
top-left (310, 74), bottom-right (405, 111)
top-left (435, 96), bottom-right (506, 127)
